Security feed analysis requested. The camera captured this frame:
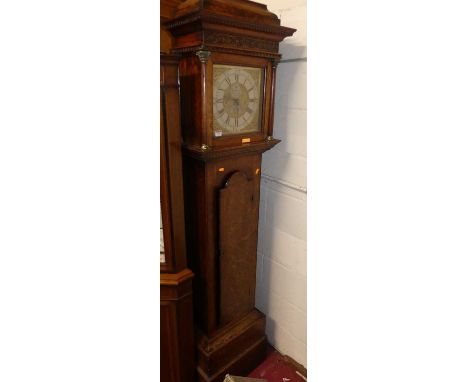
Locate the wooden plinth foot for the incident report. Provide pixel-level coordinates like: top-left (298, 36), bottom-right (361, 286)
top-left (196, 309), bottom-right (267, 382)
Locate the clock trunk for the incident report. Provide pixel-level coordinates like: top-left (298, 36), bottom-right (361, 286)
top-left (184, 152), bottom-right (268, 382)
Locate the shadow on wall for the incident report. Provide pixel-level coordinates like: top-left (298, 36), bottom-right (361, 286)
top-left (280, 43), bottom-right (307, 61)
top-left (261, 40), bottom-right (307, 184)
top-left (256, 39), bottom-right (307, 366)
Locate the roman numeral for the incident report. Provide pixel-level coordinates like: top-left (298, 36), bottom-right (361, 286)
top-left (215, 108), bottom-right (225, 118)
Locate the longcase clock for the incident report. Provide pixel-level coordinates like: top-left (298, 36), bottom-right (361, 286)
top-left (160, 53), bottom-right (195, 382)
top-left (165, 1), bottom-right (295, 381)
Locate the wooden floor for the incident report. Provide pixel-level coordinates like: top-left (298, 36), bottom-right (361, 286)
top-left (247, 347), bottom-right (307, 382)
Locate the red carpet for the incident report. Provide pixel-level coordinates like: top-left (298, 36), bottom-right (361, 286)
top-left (248, 349), bottom-right (306, 382)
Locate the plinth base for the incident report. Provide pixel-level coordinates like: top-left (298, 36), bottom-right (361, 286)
top-left (196, 309), bottom-right (267, 382)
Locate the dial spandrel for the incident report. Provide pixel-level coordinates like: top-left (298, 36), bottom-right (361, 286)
top-left (213, 65), bottom-right (263, 137)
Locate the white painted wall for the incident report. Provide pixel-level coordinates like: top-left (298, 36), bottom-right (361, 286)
top-left (255, 0), bottom-right (307, 368)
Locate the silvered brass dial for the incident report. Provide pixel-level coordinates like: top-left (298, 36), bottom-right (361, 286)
top-left (213, 64), bottom-right (263, 137)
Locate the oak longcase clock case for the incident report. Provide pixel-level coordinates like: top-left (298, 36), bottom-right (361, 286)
top-left (164, 1), bottom-right (295, 381)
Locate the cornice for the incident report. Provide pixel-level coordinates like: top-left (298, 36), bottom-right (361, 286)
top-left (165, 13), bottom-right (296, 38)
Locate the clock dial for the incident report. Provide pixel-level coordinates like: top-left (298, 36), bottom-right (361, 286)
top-left (213, 65), bottom-right (263, 137)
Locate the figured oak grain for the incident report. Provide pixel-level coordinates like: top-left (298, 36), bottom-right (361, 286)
top-left (219, 171), bottom-right (257, 326)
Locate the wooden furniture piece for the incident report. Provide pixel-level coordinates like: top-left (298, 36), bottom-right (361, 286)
top-left (160, 52), bottom-right (195, 382)
top-left (164, 2), bottom-right (295, 381)
top-left (161, 3), bottom-right (197, 382)
top-left (160, 0), bottom-right (183, 54)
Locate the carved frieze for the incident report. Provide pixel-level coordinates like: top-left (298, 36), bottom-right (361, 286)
top-left (204, 32), bottom-right (279, 52)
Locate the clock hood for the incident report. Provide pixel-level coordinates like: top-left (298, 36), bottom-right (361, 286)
top-left (164, 0), bottom-right (296, 57)
top-left (173, 0), bottom-right (280, 26)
